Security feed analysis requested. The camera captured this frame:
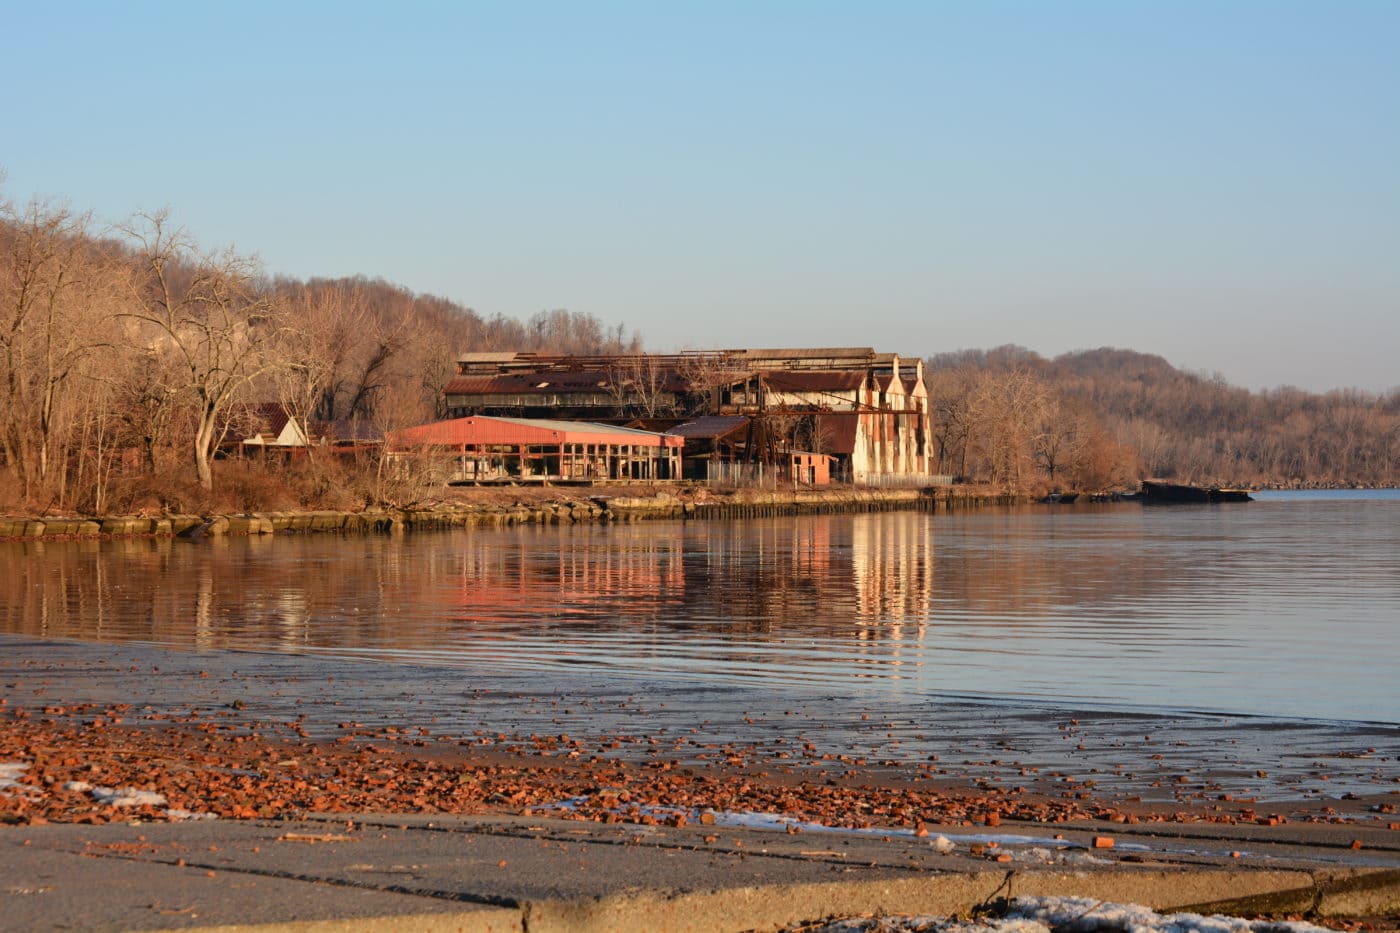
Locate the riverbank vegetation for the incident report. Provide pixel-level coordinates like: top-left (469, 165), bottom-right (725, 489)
top-left (2, 193), bottom-right (1396, 516)
top-left (0, 196), bottom-right (635, 515)
top-left (928, 346), bottom-right (1399, 490)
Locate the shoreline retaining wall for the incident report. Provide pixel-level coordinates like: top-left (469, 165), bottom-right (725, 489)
top-left (0, 487), bottom-right (1022, 541)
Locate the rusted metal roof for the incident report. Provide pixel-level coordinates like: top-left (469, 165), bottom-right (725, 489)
top-left (761, 371), bottom-right (866, 392)
top-left (444, 372), bottom-right (613, 395)
top-left (812, 413), bottom-right (860, 454)
top-left (457, 352), bottom-right (523, 364)
top-left (392, 416), bottom-right (682, 448)
top-left (243, 402), bottom-right (292, 436)
top-left (876, 374), bottom-right (914, 393)
top-left (445, 350), bottom-right (932, 415)
top-left (735, 347), bottom-right (874, 361)
top-left (666, 416), bottom-right (750, 440)
top-left (443, 376), bottom-right (509, 394)
top-left (446, 367), bottom-right (693, 396)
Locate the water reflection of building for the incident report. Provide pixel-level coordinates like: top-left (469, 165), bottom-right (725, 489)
top-left (429, 524), bottom-right (688, 631)
top-left (0, 516), bottom-right (934, 655)
top-left (674, 519), bottom-right (845, 636)
top-left (850, 514), bottom-right (934, 630)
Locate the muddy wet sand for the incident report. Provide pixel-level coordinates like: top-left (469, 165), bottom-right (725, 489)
top-left (4, 636), bottom-right (1397, 831)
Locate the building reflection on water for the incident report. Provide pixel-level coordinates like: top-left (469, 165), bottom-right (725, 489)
top-left (1, 515), bottom-right (941, 673)
top-left (0, 510), bottom-right (1168, 658)
top-left (7, 500), bottom-right (1396, 720)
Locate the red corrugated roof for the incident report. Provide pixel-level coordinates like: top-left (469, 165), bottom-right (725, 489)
top-left (392, 416), bottom-right (682, 448)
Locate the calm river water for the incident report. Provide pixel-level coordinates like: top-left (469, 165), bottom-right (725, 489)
top-left (3, 490), bottom-right (1397, 724)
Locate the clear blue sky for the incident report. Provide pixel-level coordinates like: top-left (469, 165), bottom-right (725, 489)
top-left (5, 1), bottom-right (1397, 391)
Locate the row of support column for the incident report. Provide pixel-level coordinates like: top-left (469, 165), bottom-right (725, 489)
top-left (443, 442), bottom-right (679, 482)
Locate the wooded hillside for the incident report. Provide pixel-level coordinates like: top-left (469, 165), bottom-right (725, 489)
top-left (3, 190), bottom-right (1395, 515)
top-left (926, 346), bottom-right (1399, 489)
top-left (0, 196), bottom-right (635, 514)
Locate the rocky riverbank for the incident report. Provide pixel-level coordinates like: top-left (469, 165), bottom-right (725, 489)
top-left (0, 485), bottom-right (1022, 540)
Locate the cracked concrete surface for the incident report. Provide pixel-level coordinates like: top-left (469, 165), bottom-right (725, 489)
top-left (3, 813), bottom-right (1399, 932)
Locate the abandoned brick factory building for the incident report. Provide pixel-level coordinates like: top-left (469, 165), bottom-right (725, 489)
top-left (393, 348), bottom-right (940, 486)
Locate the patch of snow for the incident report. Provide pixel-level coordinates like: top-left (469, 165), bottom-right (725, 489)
top-left (1006, 896), bottom-right (1331, 933)
top-left (62, 780), bottom-right (93, 793)
top-left (544, 797), bottom-right (1259, 865)
top-left (710, 809), bottom-right (813, 832)
top-left (163, 808), bottom-right (217, 821)
top-left (90, 786), bottom-right (167, 808)
top-left (1006, 847), bottom-right (1112, 866)
top-left (0, 762), bottom-right (41, 797)
top-left (804, 918), bottom-right (947, 933)
top-left (795, 897), bottom-right (1333, 932)
top-left (704, 810), bottom-right (1093, 850)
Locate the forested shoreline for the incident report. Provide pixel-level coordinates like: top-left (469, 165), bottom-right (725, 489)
top-left (2, 194), bottom-right (1396, 516)
top-left (925, 346), bottom-right (1399, 491)
top-left (0, 197), bottom-right (637, 515)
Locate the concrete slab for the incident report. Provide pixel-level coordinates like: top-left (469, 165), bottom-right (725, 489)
top-left (3, 814), bottom-right (1398, 932)
top-left (0, 824), bottom-right (517, 933)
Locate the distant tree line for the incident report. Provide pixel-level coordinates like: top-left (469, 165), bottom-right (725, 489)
top-left (4, 189), bottom-right (1395, 514)
top-left (0, 194), bottom-right (637, 514)
top-left (926, 345), bottom-right (1400, 490)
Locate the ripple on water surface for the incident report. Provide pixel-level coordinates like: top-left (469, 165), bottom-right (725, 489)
top-left (2, 492), bottom-right (1398, 723)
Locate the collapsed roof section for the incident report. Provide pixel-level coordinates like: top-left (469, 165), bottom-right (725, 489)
top-left (453, 347), bottom-right (885, 376)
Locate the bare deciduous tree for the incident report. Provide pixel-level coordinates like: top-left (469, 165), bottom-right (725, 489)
top-left (676, 350), bottom-right (749, 416)
top-left (119, 211), bottom-right (285, 491)
top-left (0, 196), bottom-right (123, 505)
top-left (606, 355), bottom-right (678, 418)
top-left (924, 366), bottom-right (980, 477)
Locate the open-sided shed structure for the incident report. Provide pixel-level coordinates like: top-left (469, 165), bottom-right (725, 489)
top-left (391, 416), bottom-right (683, 484)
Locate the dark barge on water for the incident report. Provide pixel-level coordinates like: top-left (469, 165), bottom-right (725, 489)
top-left (1140, 481), bottom-right (1253, 503)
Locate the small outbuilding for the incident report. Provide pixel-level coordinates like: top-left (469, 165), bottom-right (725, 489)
top-left (236, 404), bottom-right (382, 461)
top-left (788, 451), bottom-right (833, 486)
top-left (390, 416), bottom-right (683, 484)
